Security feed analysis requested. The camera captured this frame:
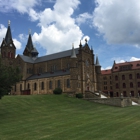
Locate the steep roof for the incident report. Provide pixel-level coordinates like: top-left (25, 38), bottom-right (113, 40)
top-left (101, 69), bottom-right (112, 75)
top-left (19, 47), bottom-right (79, 63)
top-left (27, 69), bottom-right (70, 80)
top-left (95, 55), bottom-right (100, 66)
top-left (26, 33), bottom-right (34, 51)
top-left (5, 24), bottom-right (12, 44)
top-left (112, 60), bottom-right (140, 72)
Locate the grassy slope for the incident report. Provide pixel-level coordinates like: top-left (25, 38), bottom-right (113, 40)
top-left (0, 95), bottom-right (140, 140)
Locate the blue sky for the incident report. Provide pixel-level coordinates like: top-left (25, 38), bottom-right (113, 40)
top-left (0, 0), bottom-right (140, 69)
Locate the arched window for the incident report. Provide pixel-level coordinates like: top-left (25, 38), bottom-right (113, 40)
top-left (137, 73), bottom-right (140, 79)
top-left (58, 80), bottom-right (60, 88)
top-left (138, 82), bottom-right (140, 87)
top-left (130, 82), bottom-right (133, 88)
top-left (122, 75), bottom-right (125, 80)
top-left (123, 83), bottom-right (126, 88)
top-left (67, 79), bottom-right (70, 88)
top-left (34, 83), bottom-right (37, 90)
top-left (41, 82), bottom-right (44, 90)
top-left (115, 75), bottom-right (118, 81)
top-left (27, 83), bottom-right (30, 89)
top-left (49, 81), bottom-right (52, 89)
top-left (116, 83), bottom-right (119, 89)
top-left (129, 74), bottom-right (132, 79)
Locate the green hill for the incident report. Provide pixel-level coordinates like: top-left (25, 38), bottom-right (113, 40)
top-left (0, 95), bottom-right (140, 140)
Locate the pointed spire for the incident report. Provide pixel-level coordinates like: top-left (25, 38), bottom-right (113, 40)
top-left (26, 30), bottom-right (34, 51)
top-left (71, 43), bottom-right (77, 58)
top-left (95, 54), bottom-right (100, 66)
top-left (5, 20), bottom-right (12, 44)
top-left (79, 40), bottom-right (82, 49)
top-left (85, 38), bottom-right (87, 44)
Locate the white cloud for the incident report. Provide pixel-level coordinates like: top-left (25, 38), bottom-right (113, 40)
top-left (76, 12), bottom-right (93, 25)
top-left (130, 57), bottom-right (140, 61)
top-left (13, 39), bottom-right (22, 50)
top-left (30, 0), bottom-right (90, 54)
top-left (101, 66), bottom-right (112, 70)
top-left (0, 24), bottom-right (7, 42)
top-left (93, 0), bottom-right (140, 46)
top-left (0, 0), bottom-right (40, 13)
top-left (19, 34), bottom-right (28, 42)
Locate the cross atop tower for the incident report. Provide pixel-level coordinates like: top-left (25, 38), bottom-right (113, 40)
top-left (8, 20), bottom-right (11, 26)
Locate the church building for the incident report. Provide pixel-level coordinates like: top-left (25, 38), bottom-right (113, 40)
top-left (0, 21), bottom-right (101, 96)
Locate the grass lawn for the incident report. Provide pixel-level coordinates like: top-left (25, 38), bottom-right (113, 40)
top-left (0, 94), bottom-right (140, 140)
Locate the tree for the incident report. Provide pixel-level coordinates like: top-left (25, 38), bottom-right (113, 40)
top-left (0, 56), bottom-right (22, 99)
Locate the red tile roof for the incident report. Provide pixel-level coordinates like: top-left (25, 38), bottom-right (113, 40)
top-left (101, 69), bottom-right (112, 75)
top-left (112, 60), bottom-right (140, 72)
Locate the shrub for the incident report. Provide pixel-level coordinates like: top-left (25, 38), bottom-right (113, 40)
top-left (53, 88), bottom-right (62, 95)
top-left (76, 93), bottom-right (83, 98)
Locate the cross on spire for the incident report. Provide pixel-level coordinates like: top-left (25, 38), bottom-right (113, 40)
top-left (8, 20), bottom-right (11, 26)
top-left (85, 38), bottom-right (87, 43)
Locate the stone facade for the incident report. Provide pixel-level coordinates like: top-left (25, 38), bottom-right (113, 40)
top-left (0, 22), bottom-right (101, 95)
top-left (101, 61), bottom-right (140, 97)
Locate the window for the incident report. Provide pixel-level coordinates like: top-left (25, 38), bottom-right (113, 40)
top-left (138, 82), bottom-right (140, 87)
top-left (137, 73), bottom-right (140, 79)
top-left (27, 69), bottom-right (29, 74)
top-left (34, 83), bottom-right (37, 90)
top-left (130, 82), bottom-right (133, 88)
top-left (10, 44), bottom-right (12, 47)
top-left (131, 91), bottom-right (134, 97)
top-left (27, 83), bottom-right (30, 89)
top-left (116, 83), bottom-right (119, 89)
top-left (41, 82), bottom-right (44, 90)
top-left (129, 74), bottom-right (132, 79)
top-left (115, 75), bottom-right (118, 81)
top-left (77, 82), bottom-right (80, 88)
top-left (67, 63), bottom-right (70, 69)
top-left (49, 81), bottom-right (52, 89)
top-left (122, 75), bottom-right (125, 80)
top-left (123, 83), bottom-right (126, 88)
top-left (20, 84), bottom-right (22, 91)
top-left (67, 79), bottom-right (70, 88)
top-left (58, 80), bottom-right (60, 88)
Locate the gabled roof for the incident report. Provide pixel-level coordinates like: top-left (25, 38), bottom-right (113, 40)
top-left (112, 60), bottom-right (140, 72)
top-left (101, 69), bottom-right (112, 75)
top-left (19, 47), bottom-right (79, 63)
top-left (27, 69), bottom-right (70, 80)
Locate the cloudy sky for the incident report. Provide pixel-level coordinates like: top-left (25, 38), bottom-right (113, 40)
top-left (0, 0), bottom-right (140, 69)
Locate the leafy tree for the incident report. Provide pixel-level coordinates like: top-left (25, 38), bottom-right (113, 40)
top-left (0, 56), bottom-right (22, 99)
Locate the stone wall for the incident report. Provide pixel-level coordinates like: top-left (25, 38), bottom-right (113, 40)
top-left (85, 98), bottom-right (132, 107)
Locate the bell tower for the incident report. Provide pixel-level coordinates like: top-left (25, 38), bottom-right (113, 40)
top-left (0, 20), bottom-right (16, 66)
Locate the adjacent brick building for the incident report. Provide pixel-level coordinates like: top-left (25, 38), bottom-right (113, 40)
top-left (0, 22), bottom-right (101, 95)
top-left (101, 61), bottom-right (140, 97)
